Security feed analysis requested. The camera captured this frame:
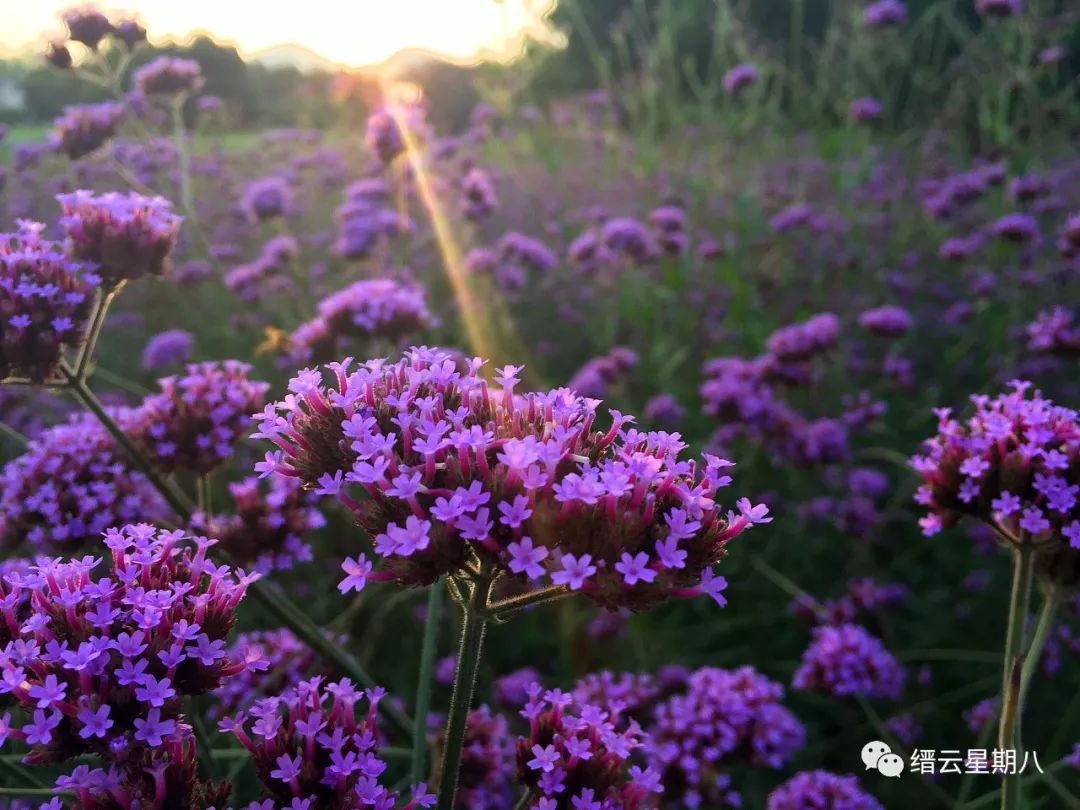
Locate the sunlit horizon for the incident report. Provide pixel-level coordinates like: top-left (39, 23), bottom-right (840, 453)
top-left (0, 0), bottom-right (564, 69)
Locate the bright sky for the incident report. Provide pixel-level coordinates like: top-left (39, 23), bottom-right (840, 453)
top-left (0, 0), bottom-right (562, 67)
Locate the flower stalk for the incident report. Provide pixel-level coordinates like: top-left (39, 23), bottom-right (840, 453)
top-left (436, 573), bottom-right (495, 810)
top-left (998, 540), bottom-right (1034, 810)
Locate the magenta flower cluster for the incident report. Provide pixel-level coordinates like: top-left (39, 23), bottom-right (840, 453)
top-left (910, 381), bottom-right (1079, 551)
top-left (222, 676), bottom-right (435, 809)
top-left (0, 525), bottom-right (259, 806)
top-left (288, 279), bottom-right (433, 364)
top-left (0, 412), bottom-right (167, 553)
top-left (766, 770), bottom-right (884, 810)
top-left (644, 666), bottom-right (805, 807)
top-left (0, 221), bottom-right (99, 382)
top-left (131, 360), bottom-right (269, 475)
top-left (793, 624), bottom-right (906, 700)
top-left (131, 56), bottom-right (205, 98)
top-left (52, 101), bottom-right (125, 160)
top-left (192, 475), bottom-right (324, 573)
top-left (57, 190), bottom-right (182, 288)
top-left (515, 683), bottom-right (663, 809)
top-left (255, 347), bottom-right (767, 610)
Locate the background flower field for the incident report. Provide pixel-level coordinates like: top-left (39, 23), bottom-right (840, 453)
top-left (0, 2), bottom-right (1078, 809)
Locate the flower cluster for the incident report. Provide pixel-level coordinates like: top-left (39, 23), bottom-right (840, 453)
top-left (790, 577), bottom-right (909, 627)
top-left (213, 629), bottom-right (327, 717)
top-left (0, 412), bottom-right (168, 553)
top-left (910, 381), bottom-right (1079, 551)
top-left (766, 770), bottom-right (883, 810)
top-left (192, 475), bottom-right (324, 573)
top-left (255, 347), bottom-right (767, 611)
top-left (142, 328), bottom-right (194, 371)
top-left (132, 57), bottom-right (205, 98)
top-left (287, 279), bottom-right (433, 364)
top-left (57, 190), bottom-right (182, 289)
top-left (644, 666), bottom-right (804, 807)
top-left (766, 313), bottom-right (840, 361)
top-left (62, 5), bottom-right (113, 49)
top-left (568, 347), bottom-right (638, 399)
top-left (451, 706), bottom-right (515, 809)
top-left (0, 221), bottom-right (99, 382)
top-left (131, 360), bottom-right (269, 475)
top-left (52, 102), bottom-right (124, 160)
top-left (864, 0), bottom-right (907, 28)
top-left (241, 176), bottom-right (293, 222)
top-left (858, 305), bottom-right (911, 338)
top-left (793, 624), bottom-right (906, 700)
top-left (515, 684), bottom-right (662, 809)
top-left (723, 64), bottom-right (759, 96)
top-left (461, 168), bottom-right (497, 221)
top-left (225, 236), bottom-right (301, 302)
top-left (222, 676), bottom-right (434, 809)
top-left (334, 179), bottom-right (411, 260)
top-left (365, 104), bottom-right (429, 164)
top-left (466, 232), bottom-right (558, 291)
top-left (1026, 307), bottom-right (1079, 356)
top-left (0, 525), bottom-right (259, 806)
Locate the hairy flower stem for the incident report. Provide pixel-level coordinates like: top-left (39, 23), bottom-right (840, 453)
top-left (998, 541), bottom-right (1034, 810)
top-left (62, 364), bottom-right (415, 741)
top-left (411, 579), bottom-right (445, 784)
top-left (487, 584), bottom-right (570, 618)
top-left (436, 575), bottom-right (494, 810)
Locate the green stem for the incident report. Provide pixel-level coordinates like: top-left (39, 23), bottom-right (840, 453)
top-left (436, 576), bottom-right (494, 810)
top-left (171, 101), bottom-right (195, 217)
top-left (999, 541), bottom-right (1034, 810)
top-left (411, 579), bottom-right (445, 784)
top-left (61, 361), bottom-right (192, 520)
top-left (1018, 587), bottom-right (1058, 712)
top-left (487, 585), bottom-right (570, 618)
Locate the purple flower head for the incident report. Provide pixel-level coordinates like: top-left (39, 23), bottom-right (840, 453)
top-left (568, 347), bottom-right (638, 399)
top-left (1, 411), bottom-right (167, 552)
top-left (192, 475), bottom-right (323, 574)
top-left (462, 168), bottom-right (498, 221)
top-left (991, 212), bottom-right (1040, 244)
top-left (767, 770), bottom-right (884, 810)
top-left (130, 360), bottom-right (269, 475)
top-left (858, 305), bottom-right (911, 338)
top-left (141, 328), bottom-right (194, 371)
top-left (0, 222), bottom-right (99, 382)
top-left (911, 382), bottom-right (1079, 578)
top-left (976, 0), bottom-right (1023, 17)
top-left (767, 313), bottom-right (840, 361)
top-left (864, 0), bottom-right (907, 28)
top-left (1026, 307), bottom-right (1080, 356)
top-left (132, 56), bottom-right (205, 97)
top-left (849, 97), bottom-right (882, 124)
top-left (515, 687), bottom-right (660, 807)
top-left (241, 176), bottom-right (293, 223)
top-left (57, 190), bottom-right (182, 288)
top-left (793, 624), bottom-right (906, 700)
top-left (643, 394), bottom-right (684, 429)
top-left (0, 525), bottom-right (256, 805)
top-left (255, 347), bottom-right (763, 611)
top-left (222, 677), bottom-right (429, 807)
top-left (52, 102), bottom-right (124, 160)
top-left (288, 279), bottom-right (434, 364)
top-left (112, 18), bottom-right (147, 50)
top-left (365, 103), bottom-right (430, 164)
top-left (645, 666), bottom-right (804, 805)
top-left (723, 63), bottom-right (760, 96)
top-left (62, 5), bottom-right (113, 49)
